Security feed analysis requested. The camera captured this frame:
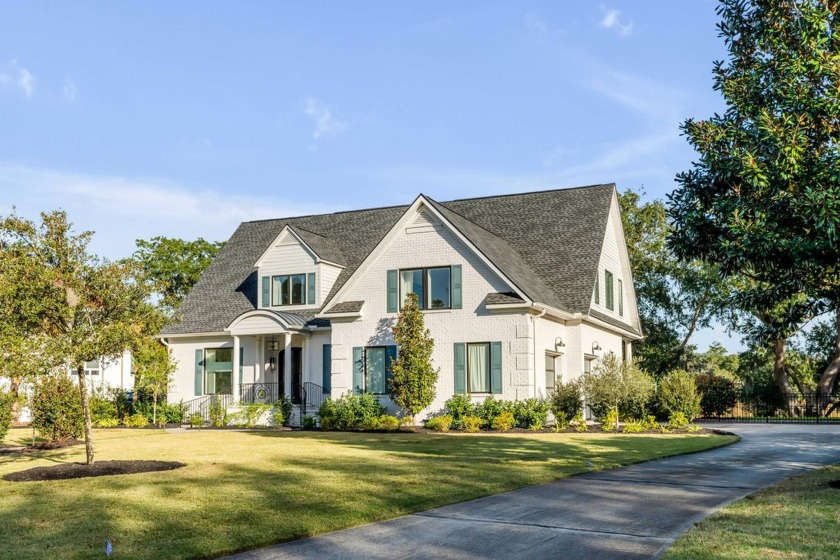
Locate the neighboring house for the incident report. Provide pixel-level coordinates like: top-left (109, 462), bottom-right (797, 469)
top-left (161, 184), bottom-right (642, 423)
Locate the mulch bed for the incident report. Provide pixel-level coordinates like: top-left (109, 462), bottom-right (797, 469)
top-left (0, 438), bottom-right (83, 455)
top-left (3, 460), bottom-right (186, 482)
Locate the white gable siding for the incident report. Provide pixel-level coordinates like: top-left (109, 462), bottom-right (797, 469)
top-left (319, 263), bottom-right (343, 303)
top-left (591, 196), bottom-right (639, 332)
top-left (329, 205), bottom-right (533, 419)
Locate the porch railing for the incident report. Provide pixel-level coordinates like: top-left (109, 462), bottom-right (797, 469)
top-left (240, 383), bottom-right (280, 405)
top-left (181, 393), bottom-right (233, 425)
top-left (301, 382), bottom-right (328, 416)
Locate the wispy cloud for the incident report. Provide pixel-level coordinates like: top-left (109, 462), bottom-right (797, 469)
top-left (0, 164), bottom-right (336, 259)
top-left (599, 6), bottom-right (634, 37)
top-left (0, 60), bottom-right (35, 97)
top-left (304, 98), bottom-right (347, 150)
top-left (63, 78), bottom-right (77, 102)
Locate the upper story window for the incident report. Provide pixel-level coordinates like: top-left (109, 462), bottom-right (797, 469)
top-left (605, 270), bottom-right (614, 311)
top-left (70, 359), bottom-right (100, 376)
top-left (618, 279), bottom-right (623, 316)
top-left (272, 274), bottom-right (306, 306)
top-left (400, 266), bottom-right (451, 309)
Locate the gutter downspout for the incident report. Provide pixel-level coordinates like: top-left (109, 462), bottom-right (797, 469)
top-left (531, 306), bottom-right (547, 399)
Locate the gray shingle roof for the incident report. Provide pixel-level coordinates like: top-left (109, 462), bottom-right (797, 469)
top-left (588, 309), bottom-right (641, 337)
top-left (485, 292), bottom-right (526, 305)
top-left (324, 301), bottom-right (364, 314)
top-left (162, 184), bottom-right (618, 335)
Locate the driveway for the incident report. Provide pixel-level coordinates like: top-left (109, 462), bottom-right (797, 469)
top-left (227, 424), bottom-right (840, 560)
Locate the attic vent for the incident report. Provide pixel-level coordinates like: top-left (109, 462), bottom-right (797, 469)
top-left (410, 206), bottom-right (440, 228)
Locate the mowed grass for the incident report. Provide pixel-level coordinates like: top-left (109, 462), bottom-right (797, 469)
top-left (665, 463), bottom-right (840, 560)
top-left (1, 427), bottom-right (736, 560)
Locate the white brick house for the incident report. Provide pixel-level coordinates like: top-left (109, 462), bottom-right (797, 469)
top-left (161, 185), bottom-right (641, 423)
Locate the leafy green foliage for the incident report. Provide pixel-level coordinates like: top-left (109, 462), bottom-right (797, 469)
top-left (491, 410), bottom-right (515, 432)
top-left (302, 416), bottom-right (317, 430)
top-left (667, 412), bottom-right (690, 430)
top-left (572, 411), bottom-right (588, 432)
top-left (31, 374), bottom-right (84, 442)
top-left (123, 414), bottom-right (149, 428)
top-left (443, 394), bottom-right (475, 430)
top-left (388, 293), bottom-right (439, 416)
top-left (696, 374), bottom-right (739, 417)
top-left (209, 399), bottom-right (228, 427)
top-left (475, 396), bottom-right (507, 428)
top-left (92, 418), bottom-right (120, 428)
top-left (657, 369), bottom-right (702, 421)
top-left (512, 398), bottom-right (549, 430)
top-left (133, 338), bottom-right (176, 425)
top-left (553, 411), bottom-right (569, 431)
top-left (622, 419), bottom-right (646, 433)
top-left (548, 380), bottom-right (582, 420)
top-left (582, 354), bottom-right (656, 427)
top-left (462, 415), bottom-right (482, 433)
top-left (189, 413), bottom-right (203, 428)
top-left (316, 392), bottom-right (384, 431)
top-left (372, 415), bottom-right (400, 431)
top-left (0, 392), bottom-right (13, 441)
top-left (277, 395), bottom-right (293, 426)
top-left (235, 404), bottom-right (272, 428)
top-left (426, 415), bottom-right (452, 432)
top-left (601, 410), bottom-right (619, 432)
top-left (272, 410), bottom-right (285, 428)
top-left (132, 236), bottom-right (224, 313)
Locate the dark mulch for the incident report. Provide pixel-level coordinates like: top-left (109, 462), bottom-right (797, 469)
top-left (27, 438), bottom-right (83, 450)
top-left (828, 479), bottom-right (840, 489)
top-left (3, 460), bottom-right (186, 482)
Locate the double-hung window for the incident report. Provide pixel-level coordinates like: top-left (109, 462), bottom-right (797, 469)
top-left (545, 353), bottom-right (556, 390)
top-left (605, 270), bottom-right (614, 311)
top-left (205, 348), bottom-right (233, 395)
top-left (272, 273), bottom-right (306, 306)
top-left (364, 347), bottom-right (387, 394)
top-left (618, 279), bottom-right (623, 316)
top-left (400, 266), bottom-right (451, 309)
top-left (467, 342), bottom-right (491, 393)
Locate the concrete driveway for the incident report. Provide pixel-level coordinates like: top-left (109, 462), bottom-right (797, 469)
top-left (227, 424), bottom-right (840, 560)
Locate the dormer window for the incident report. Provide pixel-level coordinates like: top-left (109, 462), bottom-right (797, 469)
top-left (272, 274), bottom-right (306, 306)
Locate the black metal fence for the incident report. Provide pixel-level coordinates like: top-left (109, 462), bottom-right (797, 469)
top-left (301, 382), bottom-right (327, 416)
top-left (701, 393), bottom-right (840, 423)
top-left (181, 393), bottom-right (233, 425)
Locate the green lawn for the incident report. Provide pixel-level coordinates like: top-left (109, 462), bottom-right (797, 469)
top-left (665, 463), bottom-right (840, 560)
top-left (1, 427), bottom-right (736, 560)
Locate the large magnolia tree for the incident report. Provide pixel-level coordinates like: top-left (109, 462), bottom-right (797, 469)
top-left (669, 0), bottom-right (840, 398)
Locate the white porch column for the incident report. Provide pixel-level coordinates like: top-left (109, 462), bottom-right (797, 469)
top-left (258, 336), bottom-right (264, 383)
top-left (283, 332), bottom-right (292, 399)
top-left (232, 335), bottom-right (241, 403)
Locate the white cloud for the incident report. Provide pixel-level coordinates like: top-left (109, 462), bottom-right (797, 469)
top-left (304, 98), bottom-right (347, 150)
top-left (0, 164), bottom-right (337, 259)
top-left (63, 78), bottom-right (77, 102)
top-left (11, 60), bottom-right (34, 97)
top-left (600, 6), bottom-right (633, 37)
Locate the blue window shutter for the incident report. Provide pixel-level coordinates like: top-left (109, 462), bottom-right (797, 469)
top-left (322, 344), bottom-right (332, 393)
top-left (352, 347), bottom-right (364, 394)
top-left (385, 345), bottom-right (398, 392)
top-left (194, 349), bottom-right (204, 396)
top-left (387, 269), bottom-right (398, 312)
top-left (307, 272), bottom-right (316, 305)
top-left (451, 265), bottom-right (462, 309)
top-left (490, 341), bottom-right (502, 394)
top-left (239, 347), bottom-right (244, 386)
top-left (261, 276), bottom-right (270, 307)
top-left (454, 343), bottom-right (466, 394)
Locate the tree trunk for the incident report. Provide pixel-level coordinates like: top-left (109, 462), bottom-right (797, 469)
top-left (772, 339), bottom-right (796, 395)
top-left (9, 376), bottom-right (20, 423)
top-left (817, 308), bottom-right (840, 399)
top-left (674, 289), bottom-right (709, 366)
top-left (77, 365), bottom-right (95, 466)
top-left (153, 391), bottom-right (158, 426)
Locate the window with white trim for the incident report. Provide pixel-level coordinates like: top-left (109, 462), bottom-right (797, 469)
top-left (545, 353), bottom-right (557, 390)
top-left (205, 348), bottom-right (233, 395)
top-left (467, 342), bottom-right (491, 393)
top-left (272, 274), bottom-right (306, 306)
top-left (400, 266), bottom-right (451, 309)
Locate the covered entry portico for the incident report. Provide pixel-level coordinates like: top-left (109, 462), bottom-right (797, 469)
top-left (226, 309), bottom-right (327, 408)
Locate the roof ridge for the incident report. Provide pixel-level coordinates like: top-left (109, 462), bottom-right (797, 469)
top-left (443, 183), bottom-right (615, 204)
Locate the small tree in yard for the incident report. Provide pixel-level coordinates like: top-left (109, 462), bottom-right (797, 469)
top-left (389, 293), bottom-right (439, 421)
top-left (134, 337), bottom-right (176, 425)
top-left (581, 353), bottom-right (655, 429)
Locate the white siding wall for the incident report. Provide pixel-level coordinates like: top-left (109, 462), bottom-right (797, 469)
top-left (168, 335), bottom-right (257, 401)
top-left (534, 316), bottom-right (567, 398)
top-left (320, 264), bottom-right (343, 303)
top-left (329, 205), bottom-right (532, 420)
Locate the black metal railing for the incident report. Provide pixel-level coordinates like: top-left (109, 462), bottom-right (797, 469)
top-left (301, 382), bottom-right (327, 416)
top-left (240, 383), bottom-right (280, 405)
top-left (701, 393), bottom-right (840, 423)
top-left (181, 393), bottom-right (233, 425)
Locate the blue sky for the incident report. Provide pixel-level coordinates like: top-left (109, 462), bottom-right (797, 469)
top-left (0, 1), bottom-right (741, 351)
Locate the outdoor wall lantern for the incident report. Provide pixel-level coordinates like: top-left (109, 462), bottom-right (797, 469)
top-left (591, 341), bottom-right (602, 354)
top-left (268, 340), bottom-right (279, 351)
top-left (554, 337), bottom-right (566, 349)
top-left (269, 357), bottom-right (276, 371)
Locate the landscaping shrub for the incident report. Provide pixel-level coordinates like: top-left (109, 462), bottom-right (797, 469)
top-left (277, 395), bottom-right (293, 426)
top-left (123, 413), bottom-right (148, 428)
top-left (642, 415), bottom-right (660, 431)
top-left (272, 410), bottom-right (286, 428)
top-left (373, 414), bottom-right (400, 431)
top-left (189, 413), bottom-right (203, 428)
top-left (31, 374), bottom-right (84, 442)
top-left (491, 410), bottom-right (515, 432)
top-left (476, 396), bottom-right (507, 428)
top-left (0, 392), bottom-right (13, 442)
top-left (462, 415), bottom-right (482, 433)
top-left (236, 404), bottom-right (272, 428)
top-left (160, 402), bottom-right (185, 424)
top-left (513, 398), bottom-right (550, 430)
top-left (444, 394), bottom-right (476, 430)
top-left (399, 415), bottom-right (415, 431)
top-left (553, 411), bottom-right (569, 431)
top-left (426, 415), bottom-right (453, 432)
top-left (302, 416), bottom-right (317, 430)
top-left (582, 354), bottom-right (655, 426)
top-left (573, 411), bottom-right (588, 432)
top-left (317, 392), bottom-right (384, 431)
top-left (90, 390), bottom-right (118, 424)
top-left (657, 369), bottom-right (702, 421)
top-left (686, 424), bottom-right (702, 433)
top-left (667, 411), bottom-right (690, 430)
top-left (92, 417), bottom-right (120, 428)
top-left (622, 419), bottom-right (646, 433)
top-left (601, 409), bottom-right (619, 432)
top-left (209, 398), bottom-right (227, 427)
top-left (696, 374), bottom-right (738, 418)
top-left (548, 380), bottom-right (582, 420)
